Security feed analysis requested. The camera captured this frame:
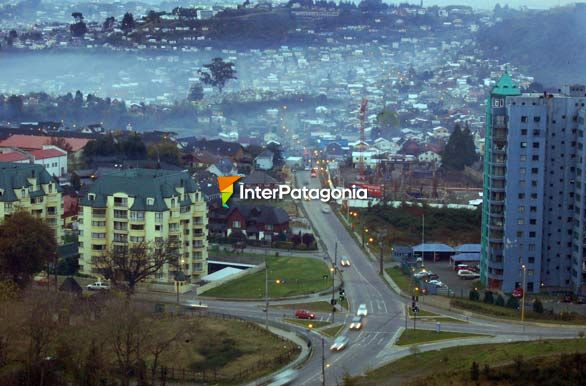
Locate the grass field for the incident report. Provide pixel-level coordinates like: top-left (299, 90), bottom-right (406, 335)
top-left (204, 256), bottom-right (331, 299)
top-left (451, 298), bottom-right (586, 325)
top-left (406, 306), bottom-right (468, 324)
top-left (386, 267), bottom-right (413, 294)
top-left (396, 329), bottom-right (487, 346)
top-left (354, 339), bottom-right (586, 385)
top-left (283, 318), bottom-right (331, 329)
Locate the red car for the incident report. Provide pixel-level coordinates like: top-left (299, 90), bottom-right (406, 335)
top-left (295, 310), bottom-right (316, 319)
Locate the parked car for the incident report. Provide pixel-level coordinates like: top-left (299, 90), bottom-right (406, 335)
top-left (356, 304), bottom-right (368, 316)
top-left (340, 257), bottom-right (351, 267)
top-left (87, 281), bottom-right (110, 291)
top-left (349, 316), bottom-right (363, 330)
top-left (295, 309), bottom-right (316, 319)
top-left (330, 335), bottom-right (349, 351)
top-left (428, 279), bottom-right (445, 287)
top-left (268, 369), bottom-right (299, 386)
top-left (457, 270), bottom-right (480, 280)
top-left (413, 270), bottom-right (433, 279)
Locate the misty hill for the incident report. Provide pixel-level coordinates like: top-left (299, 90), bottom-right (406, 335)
top-left (477, 4), bottom-right (586, 86)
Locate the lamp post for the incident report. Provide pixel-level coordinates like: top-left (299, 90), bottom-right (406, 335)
top-left (521, 264), bottom-right (527, 322)
top-left (362, 227), bottom-right (368, 246)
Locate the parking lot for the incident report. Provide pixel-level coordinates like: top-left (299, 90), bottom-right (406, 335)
top-left (421, 260), bottom-right (478, 297)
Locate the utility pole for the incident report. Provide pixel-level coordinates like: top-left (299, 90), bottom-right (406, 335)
top-left (265, 253), bottom-right (269, 330)
top-left (321, 337), bottom-right (326, 386)
top-left (331, 242), bottom-right (338, 323)
top-left (521, 264), bottom-right (527, 322)
top-left (379, 238), bottom-right (384, 275)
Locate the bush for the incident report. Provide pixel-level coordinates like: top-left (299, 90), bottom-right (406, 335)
top-left (495, 294), bottom-right (505, 307)
top-left (533, 298), bottom-right (544, 314)
top-left (506, 296), bottom-right (519, 309)
top-left (469, 289), bottom-right (480, 301)
top-left (470, 361), bottom-right (479, 381)
top-left (483, 290), bottom-right (494, 304)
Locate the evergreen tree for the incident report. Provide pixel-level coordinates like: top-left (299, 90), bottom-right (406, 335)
top-left (533, 298), bottom-right (544, 313)
top-left (442, 123), bottom-right (478, 170)
top-left (121, 12), bottom-right (135, 33)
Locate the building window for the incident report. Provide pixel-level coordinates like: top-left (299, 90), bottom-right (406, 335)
top-left (114, 197), bottom-right (128, 207)
top-left (521, 129), bottom-right (527, 136)
top-left (233, 220), bottom-right (241, 228)
top-left (130, 224), bottom-right (144, 231)
top-left (91, 220), bottom-right (105, 227)
top-left (532, 142), bottom-right (540, 149)
top-left (130, 211), bottom-right (144, 221)
top-left (533, 116), bottom-right (540, 123)
top-left (155, 212), bottom-right (163, 223)
top-left (521, 142), bottom-right (527, 148)
top-left (521, 116), bottom-right (528, 123)
top-left (91, 233), bottom-right (106, 239)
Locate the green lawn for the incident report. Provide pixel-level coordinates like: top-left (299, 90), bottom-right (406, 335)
top-left (283, 318), bottom-right (331, 329)
top-left (386, 267), bottom-right (413, 294)
top-left (354, 339), bottom-right (586, 386)
top-left (406, 306), bottom-right (468, 324)
top-left (320, 324), bottom-right (344, 338)
top-left (396, 329), bottom-right (487, 346)
top-left (203, 256), bottom-right (331, 299)
top-left (407, 307), bottom-right (438, 317)
top-left (451, 298), bottom-right (586, 325)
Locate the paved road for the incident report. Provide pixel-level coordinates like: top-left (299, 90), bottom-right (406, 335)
top-left (135, 170), bottom-right (586, 386)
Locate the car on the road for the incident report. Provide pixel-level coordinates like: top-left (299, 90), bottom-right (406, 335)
top-left (181, 300), bottom-right (209, 310)
top-left (427, 279), bottom-right (445, 287)
top-left (339, 257), bottom-right (351, 267)
top-left (87, 281), bottom-right (110, 291)
top-left (457, 269), bottom-right (480, 280)
top-left (330, 335), bottom-right (349, 351)
top-left (349, 316), bottom-right (363, 330)
top-left (356, 304), bottom-right (368, 316)
top-left (267, 369), bottom-right (299, 386)
top-left (295, 309), bottom-right (316, 319)
top-left (310, 169), bottom-right (317, 178)
top-left (321, 205), bottom-right (331, 213)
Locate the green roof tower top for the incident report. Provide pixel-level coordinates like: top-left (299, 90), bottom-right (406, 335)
top-left (491, 68), bottom-right (521, 96)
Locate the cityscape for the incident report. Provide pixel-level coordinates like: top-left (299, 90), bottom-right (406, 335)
top-left (0, 0), bottom-right (586, 385)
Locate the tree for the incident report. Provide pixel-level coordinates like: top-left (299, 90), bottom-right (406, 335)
top-left (266, 142), bottom-right (284, 166)
top-left (120, 133), bottom-right (147, 159)
top-left (483, 290), bottom-right (494, 304)
top-left (441, 123), bottom-right (478, 171)
top-left (469, 289), bottom-right (480, 301)
top-left (470, 361), bottom-right (480, 381)
top-left (198, 57), bottom-right (237, 93)
top-left (94, 239), bottom-right (179, 296)
top-left (46, 136), bottom-right (73, 153)
top-left (70, 12), bottom-right (88, 37)
top-left (148, 140), bottom-right (181, 165)
top-left (301, 233), bottom-right (315, 248)
top-left (533, 298), bottom-right (544, 314)
top-left (0, 211), bottom-right (57, 286)
top-left (145, 10), bottom-right (162, 24)
top-left (102, 16), bottom-right (116, 32)
top-left (121, 12), bottom-right (135, 33)
top-left (376, 106), bottom-right (400, 138)
top-left (187, 82), bottom-right (204, 102)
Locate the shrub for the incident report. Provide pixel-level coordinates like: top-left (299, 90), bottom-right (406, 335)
top-left (533, 298), bottom-right (544, 314)
top-left (470, 361), bottom-right (479, 381)
top-left (506, 296), bottom-right (519, 309)
top-left (495, 294), bottom-right (505, 306)
top-left (469, 289), bottom-right (480, 301)
top-left (483, 290), bottom-right (494, 304)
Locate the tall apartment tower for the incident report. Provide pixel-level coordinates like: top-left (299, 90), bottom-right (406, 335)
top-left (78, 169), bottom-right (208, 283)
top-left (482, 72), bottom-right (586, 295)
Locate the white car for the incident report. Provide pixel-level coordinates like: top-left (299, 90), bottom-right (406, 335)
top-left (349, 316), bottom-right (363, 330)
top-left (356, 304), bottom-right (368, 316)
top-left (181, 300), bottom-right (209, 310)
top-left (267, 369), bottom-right (299, 386)
top-left (458, 269), bottom-right (480, 280)
top-left (413, 271), bottom-right (432, 279)
top-left (428, 279), bottom-right (444, 287)
top-left (330, 335), bottom-right (349, 351)
top-left (321, 205), bottom-right (331, 213)
top-left (340, 257), bottom-right (351, 267)
top-left (87, 281), bottom-right (110, 291)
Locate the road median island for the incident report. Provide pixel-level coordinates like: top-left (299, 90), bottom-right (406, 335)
top-left (202, 255), bottom-right (332, 299)
top-left (396, 329), bottom-right (488, 346)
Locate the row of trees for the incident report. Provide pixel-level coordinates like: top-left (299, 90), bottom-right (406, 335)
top-left (82, 134), bottom-right (180, 166)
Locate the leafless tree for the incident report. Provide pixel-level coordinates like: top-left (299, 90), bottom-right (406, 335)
top-left (95, 239), bottom-right (179, 295)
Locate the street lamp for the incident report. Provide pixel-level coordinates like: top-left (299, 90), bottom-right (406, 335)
top-left (362, 228), bottom-right (369, 246)
top-left (521, 264), bottom-right (527, 322)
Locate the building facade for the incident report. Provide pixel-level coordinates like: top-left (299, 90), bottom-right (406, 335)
top-left (482, 73), bottom-right (586, 294)
top-left (0, 162), bottom-right (63, 241)
top-left (78, 169), bottom-right (208, 283)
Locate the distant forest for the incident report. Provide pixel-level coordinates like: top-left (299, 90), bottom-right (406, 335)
top-left (477, 5), bottom-right (586, 86)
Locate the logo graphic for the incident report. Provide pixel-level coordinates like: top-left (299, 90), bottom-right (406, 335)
top-left (218, 176), bottom-right (241, 208)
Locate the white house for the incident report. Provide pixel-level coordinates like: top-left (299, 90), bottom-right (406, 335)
top-left (0, 145), bottom-right (68, 177)
top-left (417, 150), bottom-right (442, 165)
top-left (255, 150), bottom-right (274, 170)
